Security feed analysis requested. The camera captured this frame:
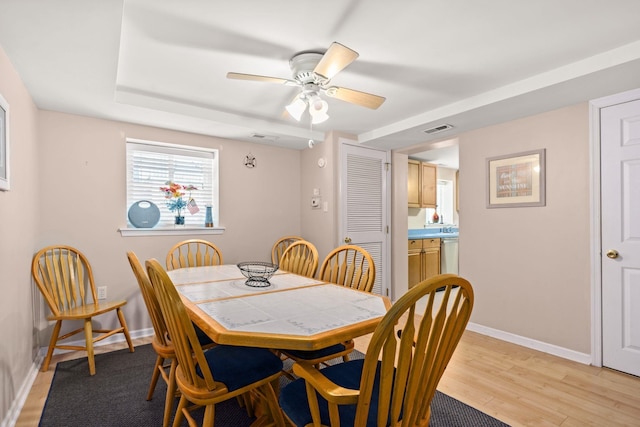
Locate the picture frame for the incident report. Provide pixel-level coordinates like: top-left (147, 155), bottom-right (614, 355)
top-left (0, 93), bottom-right (9, 191)
top-left (487, 149), bottom-right (545, 208)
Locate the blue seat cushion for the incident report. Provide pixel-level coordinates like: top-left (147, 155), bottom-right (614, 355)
top-left (196, 345), bottom-right (283, 391)
top-left (194, 323), bottom-right (215, 346)
top-left (167, 323), bottom-right (214, 346)
top-left (280, 359), bottom-right (395, 427)
top-left (284, 343), bottom-right (347, 361)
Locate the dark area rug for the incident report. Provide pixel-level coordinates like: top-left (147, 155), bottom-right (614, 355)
top-left (40, 344), bottom-right (509, 426)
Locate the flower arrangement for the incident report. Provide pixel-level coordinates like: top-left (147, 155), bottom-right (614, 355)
top-left (160, 181), bottom-right (198, 221)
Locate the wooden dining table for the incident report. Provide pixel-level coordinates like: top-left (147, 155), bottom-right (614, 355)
top-left (167, 264), bottom-right (391, 352)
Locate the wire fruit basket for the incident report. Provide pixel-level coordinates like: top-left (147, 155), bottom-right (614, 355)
top-left (237, 261), bottom-right (279, 287)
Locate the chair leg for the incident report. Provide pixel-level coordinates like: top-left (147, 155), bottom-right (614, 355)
top-left (251, 383), bottom-right (285, 427)
top-left (163, 359), bottom-right (178, 427)
top-left (202, 404), bottom-right (215, 427)
top-left (83, 319), bottom-right (96, 376)
top-left (172, 394), bottom-right (189, 427)
top-left (116, 307), bottom-right (135, 352)
top-left (147, 355), bottom-right (163, 401)
top-left (41, 320), bottom-right (62, 372)
top-left (237, 393), bottom-right (254, 417)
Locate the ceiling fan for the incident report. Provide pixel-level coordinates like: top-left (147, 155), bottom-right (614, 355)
top-left (227, 42), bottom-right (386, 124)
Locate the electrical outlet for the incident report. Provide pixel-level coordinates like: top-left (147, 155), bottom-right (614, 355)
top-left (97, 286), bottom-right (107, 300)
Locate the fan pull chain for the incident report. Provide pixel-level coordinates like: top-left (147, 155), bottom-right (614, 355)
top-left (308, 119), bottom-right (315, 148)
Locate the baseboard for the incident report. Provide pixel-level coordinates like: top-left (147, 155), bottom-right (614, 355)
top-left (466, 322), bottom-right (592, 365)
top-left (2, 353), bottom-right (44, 427)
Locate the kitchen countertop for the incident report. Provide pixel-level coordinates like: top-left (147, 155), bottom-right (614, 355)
top-left (409, 228), bottom-right (459, 239)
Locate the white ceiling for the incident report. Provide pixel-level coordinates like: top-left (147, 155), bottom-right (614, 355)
top-left (1, 0), bottom-right (640, 160)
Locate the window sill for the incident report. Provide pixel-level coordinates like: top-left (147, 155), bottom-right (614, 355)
top-left (119, 226), bottom-right (226, 237)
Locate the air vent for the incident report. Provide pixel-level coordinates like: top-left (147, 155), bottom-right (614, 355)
top-left (423, 124), bottom-right (453, 134)
top-left (251, 133), bottom-right (278, 141)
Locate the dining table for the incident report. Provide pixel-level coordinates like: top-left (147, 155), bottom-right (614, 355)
top-left (166, 264), bottom-right (391, 352)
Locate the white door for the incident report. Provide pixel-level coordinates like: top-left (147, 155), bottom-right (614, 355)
top-left (339, 142), bottom-right (390, 297)
top-left (601, 97), bottom-right (640, 376)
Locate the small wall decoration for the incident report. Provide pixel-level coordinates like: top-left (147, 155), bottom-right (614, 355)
top-left (0, 93), bottom-right (9, 191)
top-left (244, 153), bottom-right (256, 168)
top-left (487, 149), bottom-right (545, 208)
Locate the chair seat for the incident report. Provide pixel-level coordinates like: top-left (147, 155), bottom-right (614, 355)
top-left (194, 324), bottom-right (215, 346)
top-left (49, 300), bottom-right (127, 320)
top-left (282, 343), bottom-right (347, 361)
top-left (197, 345), bottom-right (283, 392)
top-left (280, 359), bottom-right (391, 427)
top-left (167, 324), bottom-right (214, 347)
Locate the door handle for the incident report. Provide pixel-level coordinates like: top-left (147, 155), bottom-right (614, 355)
top-left (344, 237), bottom-right (352, 244)
top-left (606, 249), bottom-right (619, 259)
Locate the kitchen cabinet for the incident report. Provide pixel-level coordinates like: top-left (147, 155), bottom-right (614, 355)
top-left (407, 160), bottom-right (421, 207)
top-left (408, 238), bottom-right (441, 289)
top-left (407, 160), bottom-right (437, 208)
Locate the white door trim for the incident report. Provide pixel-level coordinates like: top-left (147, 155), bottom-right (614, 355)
top-left (589, 87), bottom-right (640, 367)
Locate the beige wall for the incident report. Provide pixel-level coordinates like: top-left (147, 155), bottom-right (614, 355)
top-left (0, 46), bottom-right (40, 423)
top-left (391, 152), bottom-right (409, 300)
top-left (35, 111), bottom-right (302, 342)
top-left (458, 103), bottom-right (591, 353)
top-left (299, 131), bottom-right (338, 262)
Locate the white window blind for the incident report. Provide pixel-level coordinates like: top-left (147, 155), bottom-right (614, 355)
top-left (126, 139), bottom-right (218, 227)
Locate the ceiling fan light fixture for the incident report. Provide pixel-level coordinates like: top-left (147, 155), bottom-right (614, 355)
top-left (285, 97), bottom-right (307, 121)
top-left (308, 95), bottom-right (328, 114)
top-left (311, 110), bottom-right (329, 124)
top-left (308, 94), bottom-right (329, 123)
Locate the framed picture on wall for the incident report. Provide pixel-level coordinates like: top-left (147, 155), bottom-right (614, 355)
top-left (0, 93), bottom-right (9, 191)
top-left (487, 149), bottom-right (545, 208)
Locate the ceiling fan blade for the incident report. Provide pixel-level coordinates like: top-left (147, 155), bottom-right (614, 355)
top-left (313, 42), bottom-right (359, 80)
top-left (226, 72), bottom-right (297, 86)
top-left (325, 86), bottom-right (386, 109)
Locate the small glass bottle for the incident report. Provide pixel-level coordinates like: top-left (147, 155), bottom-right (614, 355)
top-left (432, 206), bottom-right (439, 224)
top-left (205, 205), bottom-right (213, 227)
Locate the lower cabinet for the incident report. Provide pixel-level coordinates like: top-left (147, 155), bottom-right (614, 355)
top-left (408, 238), bottom-right (441, 289)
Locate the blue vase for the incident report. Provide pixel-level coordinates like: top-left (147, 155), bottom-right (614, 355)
top-left (205, 205), bottom-right (213, 227)
top-left (174, 216), bottom-right (185, 225)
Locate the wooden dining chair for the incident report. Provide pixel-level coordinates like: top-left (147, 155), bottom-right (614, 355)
top-left (278, 239), bottom-right (318, 278)
top-left (127, 251), bottom-right (179, 426)
top-left (129, 252), bottom-right (226, 427)
top-left (145, 258), bottom-right (285, 427)
top-left (279, 274), bottom-right (474, 427)
top-left (31, 245), bottom-right (134, 376)
top-left (165, 239), bottom-right (223, 270)
top-left (318, 244), bottom-right (376, 292)
top-left (271, 235), bottom-right (303, 264)
top-left (280, 245), bottom-right (376, 369)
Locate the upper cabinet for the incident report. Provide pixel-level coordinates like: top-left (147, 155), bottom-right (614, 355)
top-left (408, 160), bottom-right (421, 207)
top-left (408, 160), bottom-right (437, 208)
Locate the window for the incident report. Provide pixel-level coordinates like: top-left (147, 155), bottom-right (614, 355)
top-left (126, 139), bottom-right (218, 228)
top-left (425, 180), bottom-right (454, 225)
top-left (436, 180), bottom-right (454, 224)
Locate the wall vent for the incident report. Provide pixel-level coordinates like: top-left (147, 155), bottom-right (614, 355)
top-left (423, 124), bottom-right (453, 134)
top-left (251, 133), bottom-right (278, 141)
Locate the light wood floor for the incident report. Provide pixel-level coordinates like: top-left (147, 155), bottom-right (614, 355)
top-left (15, 331), bottom-right (640, 427)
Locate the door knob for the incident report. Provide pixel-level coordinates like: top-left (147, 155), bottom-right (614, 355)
top-left (344, 237), bottom-right (352, 244)
top-left (606, 249), bottom-right (619, 259)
